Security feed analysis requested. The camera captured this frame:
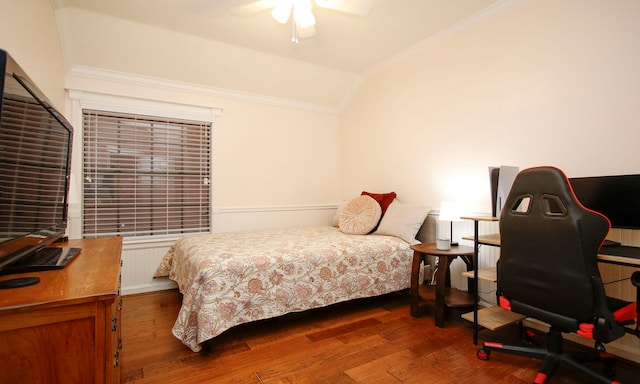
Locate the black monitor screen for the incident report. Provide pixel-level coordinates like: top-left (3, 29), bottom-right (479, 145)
top-left (0, 49), bottom-right (73, 270)
top-left (570, 174), bottom-right (640, 230)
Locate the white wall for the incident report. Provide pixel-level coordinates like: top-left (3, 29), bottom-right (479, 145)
top-left (0, 0), bottom-right (67, 109)
top-left (64, 71), bottom-right (341, 210)
top-left (4, 0), bottom-right (640, 294)
top-left (339, 0), bottom-right (640, 305)
top-left (60, 33), bottom-right (342, 294)
top-left (340, 0), bottom-right (640, 213)
top-left (3, 0), bottom-right (342, 293)
top-left (2, 0), bottom-right (342, 213)
top-left (15, 0), bottom-right (640, 221)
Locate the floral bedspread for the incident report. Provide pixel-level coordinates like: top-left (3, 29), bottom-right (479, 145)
top-left (154, 226), bottom-right (413, 352)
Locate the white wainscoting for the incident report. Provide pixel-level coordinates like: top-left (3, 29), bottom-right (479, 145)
top-left (447, 217), bottom-right (501, 304)
top-left (121, 207), bottom-right (638, 300)
top-left (120, 204), bottom-right (337, 295)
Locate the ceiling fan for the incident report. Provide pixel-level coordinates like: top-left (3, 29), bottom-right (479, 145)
top-left (231, 0), bottom-right (373, 43)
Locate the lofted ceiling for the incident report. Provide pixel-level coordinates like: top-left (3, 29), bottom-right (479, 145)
top-left (53, 0), bottom-right (500, 75)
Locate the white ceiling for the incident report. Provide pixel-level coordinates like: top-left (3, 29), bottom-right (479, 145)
top-left (54, 0), bottom-right (500, 75)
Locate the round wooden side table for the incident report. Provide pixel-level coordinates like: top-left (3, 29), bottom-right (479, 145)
top-left (410, 242), bottom-right (474, 328)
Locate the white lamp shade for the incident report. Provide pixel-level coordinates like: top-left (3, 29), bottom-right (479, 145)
top-left (439, 201), bottom-right (461, 222)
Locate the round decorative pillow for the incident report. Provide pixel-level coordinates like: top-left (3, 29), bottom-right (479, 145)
top-left (338, 195), bottom-right (382, 235)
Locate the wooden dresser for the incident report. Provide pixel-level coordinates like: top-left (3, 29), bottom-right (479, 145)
top-left (0, 237), bottom-right (123, 384)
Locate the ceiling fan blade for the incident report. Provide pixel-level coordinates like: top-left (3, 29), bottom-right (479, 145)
top-left (297, 25), bottom-right (316, 38)
top-left (230, 0), bottom-right (275, 17)
top-left (313, 0), bottom-right (372, 16)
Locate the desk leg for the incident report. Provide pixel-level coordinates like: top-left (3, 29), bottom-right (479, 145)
top-left (459, 255), bottom-right (474, 294)
top-left (473, 220), bottom-right (480, 345)
top-left (435, 255), bottom-right (449, 328)
top-left (410, 251), bottom-right (423, 317)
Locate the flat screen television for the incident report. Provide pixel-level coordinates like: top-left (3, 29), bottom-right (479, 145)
top-left (570, 174), bottom-right (640, 230)
top-left (0, 49), bottom-right (75, 288)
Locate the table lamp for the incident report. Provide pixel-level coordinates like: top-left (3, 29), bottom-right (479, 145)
top-left (437, 201), bottom-right (461, 250)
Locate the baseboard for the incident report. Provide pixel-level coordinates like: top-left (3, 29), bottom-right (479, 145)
top-left (121, 278), bottom-right (177, 296)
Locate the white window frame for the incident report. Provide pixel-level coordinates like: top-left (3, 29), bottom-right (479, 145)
top-left (67, 90), bottom-right (220, 243)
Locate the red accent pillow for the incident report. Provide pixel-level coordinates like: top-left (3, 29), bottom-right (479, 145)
top-left (361, 191), bottom-right (396, 217)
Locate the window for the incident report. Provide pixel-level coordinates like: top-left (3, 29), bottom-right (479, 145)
top-left (82, 110), bottom-right (211, 238)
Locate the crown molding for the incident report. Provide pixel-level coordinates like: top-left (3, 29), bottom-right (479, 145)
top-left (66, 65), bottom-right (339, 116)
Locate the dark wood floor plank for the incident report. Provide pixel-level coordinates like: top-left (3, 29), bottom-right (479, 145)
top-left (306, 318), bottom-right (383, 342)
top-left (120, 289), bottom-right (640, 384)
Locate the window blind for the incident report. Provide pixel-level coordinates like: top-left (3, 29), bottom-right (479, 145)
top-left (82, 110), bottom-right (211, 238)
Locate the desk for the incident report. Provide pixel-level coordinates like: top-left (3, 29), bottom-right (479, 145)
top-left (410, 243), bottom-right (475, 328)
top-left (463, 232), bottom-right (640, 267)
top-left (461, 216), bottom-right (501, 345)
top-left (461, 216), bottom-right (640, 346)
top-left (598, 245), bottom-right (640, 267)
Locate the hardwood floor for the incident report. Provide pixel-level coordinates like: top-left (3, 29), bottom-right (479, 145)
top-left (120, 290), bottom-right (639, 383)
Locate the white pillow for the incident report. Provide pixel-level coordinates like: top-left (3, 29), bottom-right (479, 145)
top-left (338, 195), bottom-right (382, 235)
top-left (374, 199), bottom-right (430, 244)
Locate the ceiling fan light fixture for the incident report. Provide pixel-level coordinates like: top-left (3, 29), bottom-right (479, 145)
top-left (271, 2), bottom-right (292, 24)
top-left (233, 0), bottom-right (373, 43)
top-left (294, 9), bottom-right (315, 28)
top-left (293, 0), bottom-right (313, 11)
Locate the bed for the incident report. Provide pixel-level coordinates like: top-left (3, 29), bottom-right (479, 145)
top-left (155, 195), bottom-right (434, 352)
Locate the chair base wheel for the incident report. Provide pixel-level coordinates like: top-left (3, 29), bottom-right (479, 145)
top-left (477, 348), bottom-right (490, 360)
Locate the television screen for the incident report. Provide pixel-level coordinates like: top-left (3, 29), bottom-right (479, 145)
top-left (0, 49), bottom-right (73, 272)
top-left (570, 174), bottom-right (640, 230)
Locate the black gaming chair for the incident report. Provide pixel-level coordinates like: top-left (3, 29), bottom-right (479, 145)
top-left (477, 166), bottom-right (639, 384)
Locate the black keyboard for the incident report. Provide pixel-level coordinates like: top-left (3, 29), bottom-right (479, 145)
top-left (1, 247), bottom-right (81, 274)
